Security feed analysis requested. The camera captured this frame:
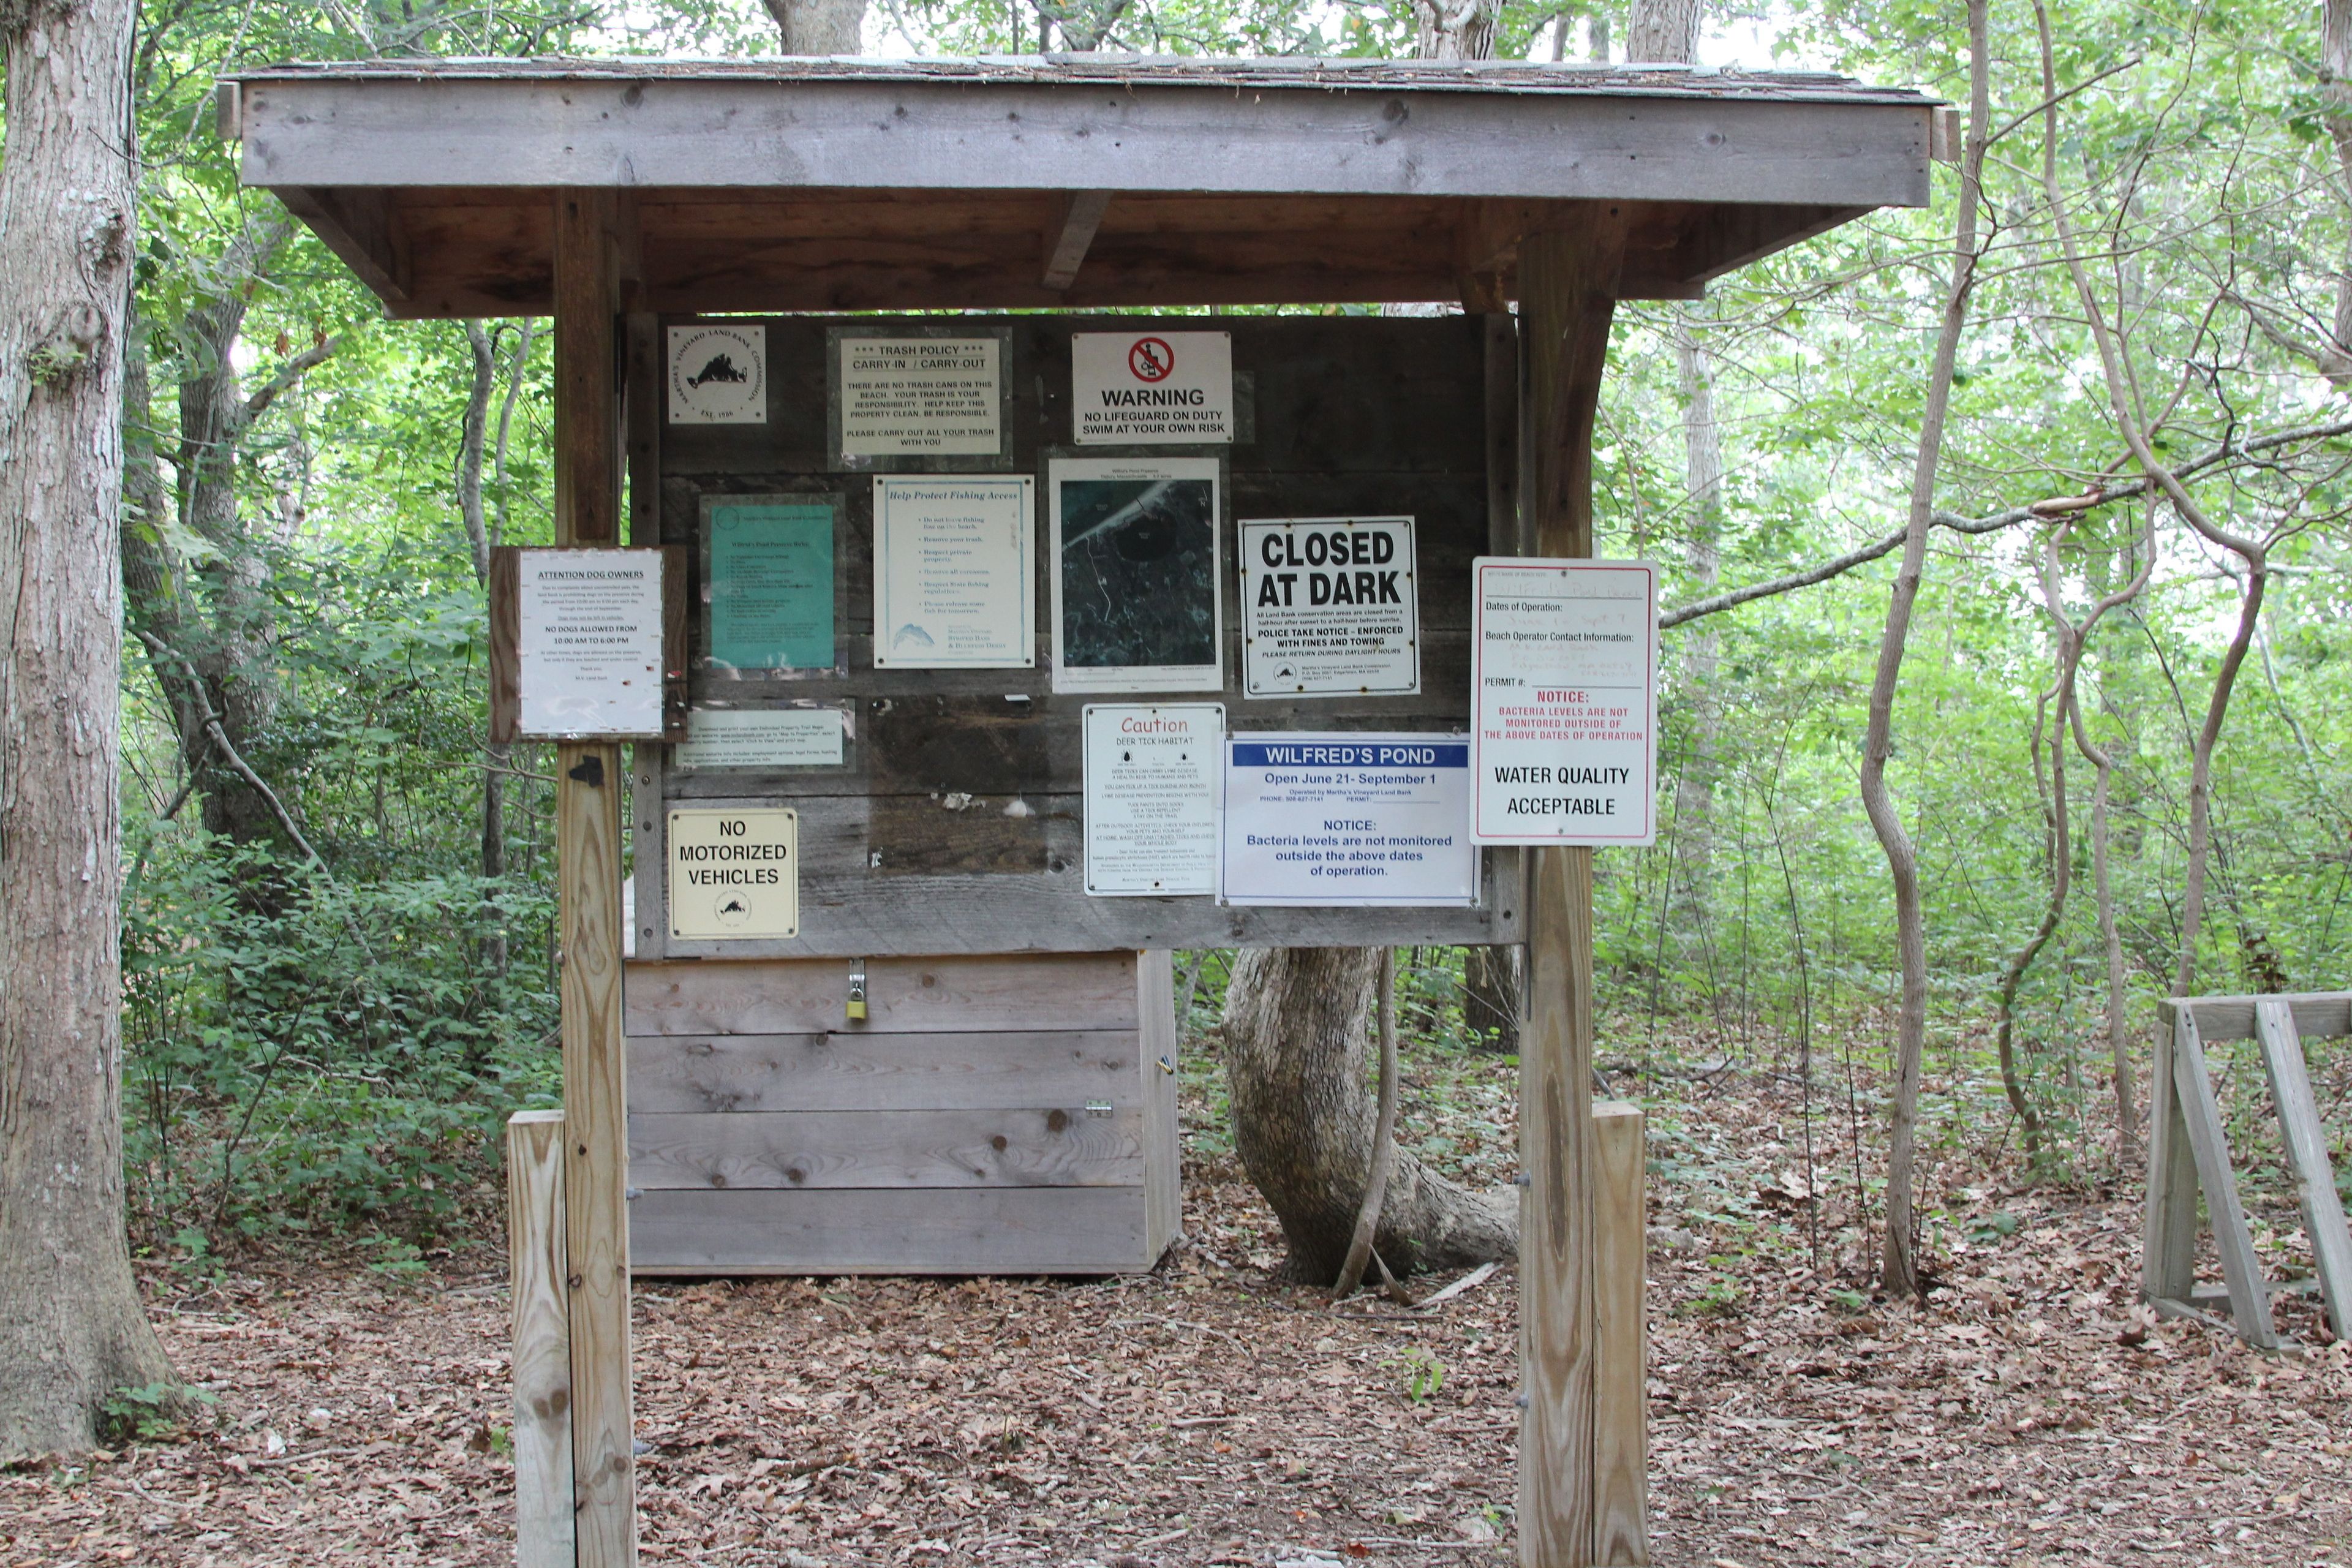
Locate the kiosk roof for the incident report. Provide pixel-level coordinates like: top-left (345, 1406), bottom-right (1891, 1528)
top-left (223, 55), bottom-right (1944, 317)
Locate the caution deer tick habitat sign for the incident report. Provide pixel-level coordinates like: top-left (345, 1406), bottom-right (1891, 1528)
top-left (668, 809), bottom-right (799, 940)
top-left (1470, 559), bottom-right (1658, 846)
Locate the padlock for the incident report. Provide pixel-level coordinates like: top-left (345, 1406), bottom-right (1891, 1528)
top-left (846, 958), bottom-right (868, 1022)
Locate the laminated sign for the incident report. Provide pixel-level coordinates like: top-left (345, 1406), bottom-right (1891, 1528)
top-left (1071, 331), bottom-right (1234, 445)
top-left (1470, 559), bottom-right (1658, 846)
top-left (1238, 517), bottom-right (1419, 696)
top-left (668, 808), bottom-right (799, 940)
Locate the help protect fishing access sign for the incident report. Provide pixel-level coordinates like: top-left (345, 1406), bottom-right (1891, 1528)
top-left (1470, 559), bottom-right (1658, 846)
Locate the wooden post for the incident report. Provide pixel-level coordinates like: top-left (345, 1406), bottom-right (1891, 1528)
top-left (1591, 1102), bottom-right (1646, 1564)
top-left (1517, 212), bottom-right (1629, 1568)
top-left (507, 1110), bottom-right (575, 1568)
top-left (2140, 1000), bottom-right (2198, 1305)
top-left (553, 188), bottom-right (637, 1566)
top-left (2167, 1009), bottom-right (2278, 1349)
top-left (2254, 1000), bottom-right (2352, 1340)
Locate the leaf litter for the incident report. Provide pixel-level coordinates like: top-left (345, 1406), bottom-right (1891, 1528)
top-left (3, 1044), bottom-right (2348, 1567)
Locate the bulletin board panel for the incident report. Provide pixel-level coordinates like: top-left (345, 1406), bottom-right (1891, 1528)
top-left (633, 314), bottom-right (1524, 959)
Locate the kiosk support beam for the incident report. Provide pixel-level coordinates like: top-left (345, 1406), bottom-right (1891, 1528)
top-left (552, 187), bottom-right (638, 1567)
top-left (1517, 213), bottom-right (1642, 1568)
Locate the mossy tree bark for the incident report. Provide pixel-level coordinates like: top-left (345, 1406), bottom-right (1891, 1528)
top-left (0, 0), bottom-right (178, 1455)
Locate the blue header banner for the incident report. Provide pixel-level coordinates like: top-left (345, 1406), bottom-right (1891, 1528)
top-left (1231, 742), bottom-right (1468, 770)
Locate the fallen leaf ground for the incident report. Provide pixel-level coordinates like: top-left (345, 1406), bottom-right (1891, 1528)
top-left (5, 1027), bottom-right (2348, 1567)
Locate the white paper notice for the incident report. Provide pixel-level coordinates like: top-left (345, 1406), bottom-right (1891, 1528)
top-left (872, 477), bottom-right (1035, 668)
top-left (837, 336), bottom-right (1002, 457)
top-left (1222, 733), bottom-right (1476, 906)
top-left (668, 808), bottom-right (799, 940)
top-left (516, 549), bottom-right (665, 738)
top-left (1238, 517), bottom-right (1419, 696)
top-left (1470, 559), bottom-right (1658, 846)
top-left (1082, 704), bottom-right (1223, 896)
top-left (1071, 331), bottom-right (1234, 445)
top-left (673, 707), bottom-right (847, 771)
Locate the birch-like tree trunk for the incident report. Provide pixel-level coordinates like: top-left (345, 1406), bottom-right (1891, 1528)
top-left (2321, 0), bottom-right (2352, 382)
top-left (0, 0), bottom-right (178, 1453)
top-left (1863, 0), bottom-right (1988, 1300)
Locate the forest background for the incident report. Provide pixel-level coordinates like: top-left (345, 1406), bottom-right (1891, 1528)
top-left (56, 0), bottom-right (2352, 1292)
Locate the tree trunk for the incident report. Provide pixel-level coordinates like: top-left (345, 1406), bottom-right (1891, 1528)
top-left (2321, 0), bottom-right (2352, 383)
top-left (460, 322), bottom-right (510, 971)
top-left (1864, 0), bottom-right (1988, 1300)
top-left (1220, 948), bottom-right (1516, 1281)
top-left (763, 0), bottom-right (865, 52)
top-left (1624, 0), bottom-right (1698, 61)
top-left (1462, 943), bottom-right (1521, 1050)
top-left (0, 0), bottom-right (178, 1454)
top-left (1671, 318), bottom-right (1723, 889)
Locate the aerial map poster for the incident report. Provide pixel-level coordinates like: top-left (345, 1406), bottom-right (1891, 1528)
top-left (1048, 456), bottom-right (1224, 693)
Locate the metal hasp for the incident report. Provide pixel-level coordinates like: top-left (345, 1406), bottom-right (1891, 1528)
top-left (227, 51), bottom-right (1942, 1568)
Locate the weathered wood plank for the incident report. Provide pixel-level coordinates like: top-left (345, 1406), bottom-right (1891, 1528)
top-left (2163, 993), bottom-right (2352, 1044)
top-left (1518, 215), bottom-right (1626, 1568)
top-left (2141, 1001), bottom-right (2199, 1305)
top-left (2253, 998), bottom-right (2352, 1341)
top-left (553, 186), bottom-right (636, 1568)
top-left (241, 80), bottom-right (1932, 209)
top-left (630, 1185), bottom-right (1153, 1275)
top-left (627, 1029), bottom-right (1142, 1113)
top-left (1138, 950), bottom-right (1182, 1259)
top-left (1042, 190), bottom-right (1112, 289)
top-left (2169, 1009), bottom-right (2280, 1349)
top-left (505, 1110), bottom-right (573, 1568)
top-left (628, 1106), bottom-right (1144, 1190)
top-left (625, 953), bottom-right (1142, 1036)
top-left (637, 795), bottom-right (1519, 956)
top-left (1591, 1101), bottom-right (1646, 1566)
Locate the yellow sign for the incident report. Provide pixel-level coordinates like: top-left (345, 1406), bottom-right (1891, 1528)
top-left (668, 809), bottom-right (798, 940)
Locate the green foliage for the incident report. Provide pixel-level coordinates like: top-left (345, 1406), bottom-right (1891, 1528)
top-left (98, 1382), bottom-right (216, 1446)
top-left (1383, 1344), bottom-right (1447, 1404)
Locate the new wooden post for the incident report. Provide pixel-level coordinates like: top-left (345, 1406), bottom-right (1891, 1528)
top-left (552, 188), bottom-right (638, 1565)
top-left (507, 1110), bottom-right (575, 1567)
top-left (1517, 213), bottom-right (1632, 1568)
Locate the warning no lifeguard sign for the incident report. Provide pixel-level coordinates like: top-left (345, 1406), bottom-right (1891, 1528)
top-left (1469, 559), bottom-right (1658, 846)
top-left (1071, 331), bottom-right (1234, 444)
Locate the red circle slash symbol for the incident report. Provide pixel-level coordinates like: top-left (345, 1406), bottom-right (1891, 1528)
top-left (1128, 337), bottom-right (1175, 382)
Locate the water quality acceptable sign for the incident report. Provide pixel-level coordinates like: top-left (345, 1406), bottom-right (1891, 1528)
top-left (1469, 559), bottom-right (1658, 846)
top-left (1082, 704), bottom-right (1222, 896)
top-left (1238, 518), bottom-right (1419, 696)
top-left (668, 808), bottom-right (799, 940)
top-left (1222, 734), bottom-right (1476, 907)
top-left (1071, 331), bottom-right (1234, 444)
top-left (515, 549), bottom-right (665, 738)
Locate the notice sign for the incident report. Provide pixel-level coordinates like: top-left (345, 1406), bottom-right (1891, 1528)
top-left (873, 477), bottom-right (1035, 668)
top-left (704, 500), bottom-right (837, 674)
top-left (673, 707), bottom-right (847, 771)
top-left (667, 323), bottom-right (766, 424)
top-left (1239, 517), bottom-right (1419, 696)
top-left (1469, 559), bottom-right (1658, 846)
top-left (1222, 733), bottom-right (1476, 907)
top-left (1082, 704), bottom-right (1222, 896)
top-left (1071, 331), bottom-right (1234, 445)
top-left (516, 549), bottom-right (665, 737)
top-left (668, 808), bottom-right (799, 940)
top-left (836, 335), bottom-right (1003, 458)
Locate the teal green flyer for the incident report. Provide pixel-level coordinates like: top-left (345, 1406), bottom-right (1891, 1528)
top-left (706, 503), bottom-right (835, 671)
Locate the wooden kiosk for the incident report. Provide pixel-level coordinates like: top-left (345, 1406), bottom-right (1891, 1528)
top-left (225, 55), bottom-right (1939, 1567)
